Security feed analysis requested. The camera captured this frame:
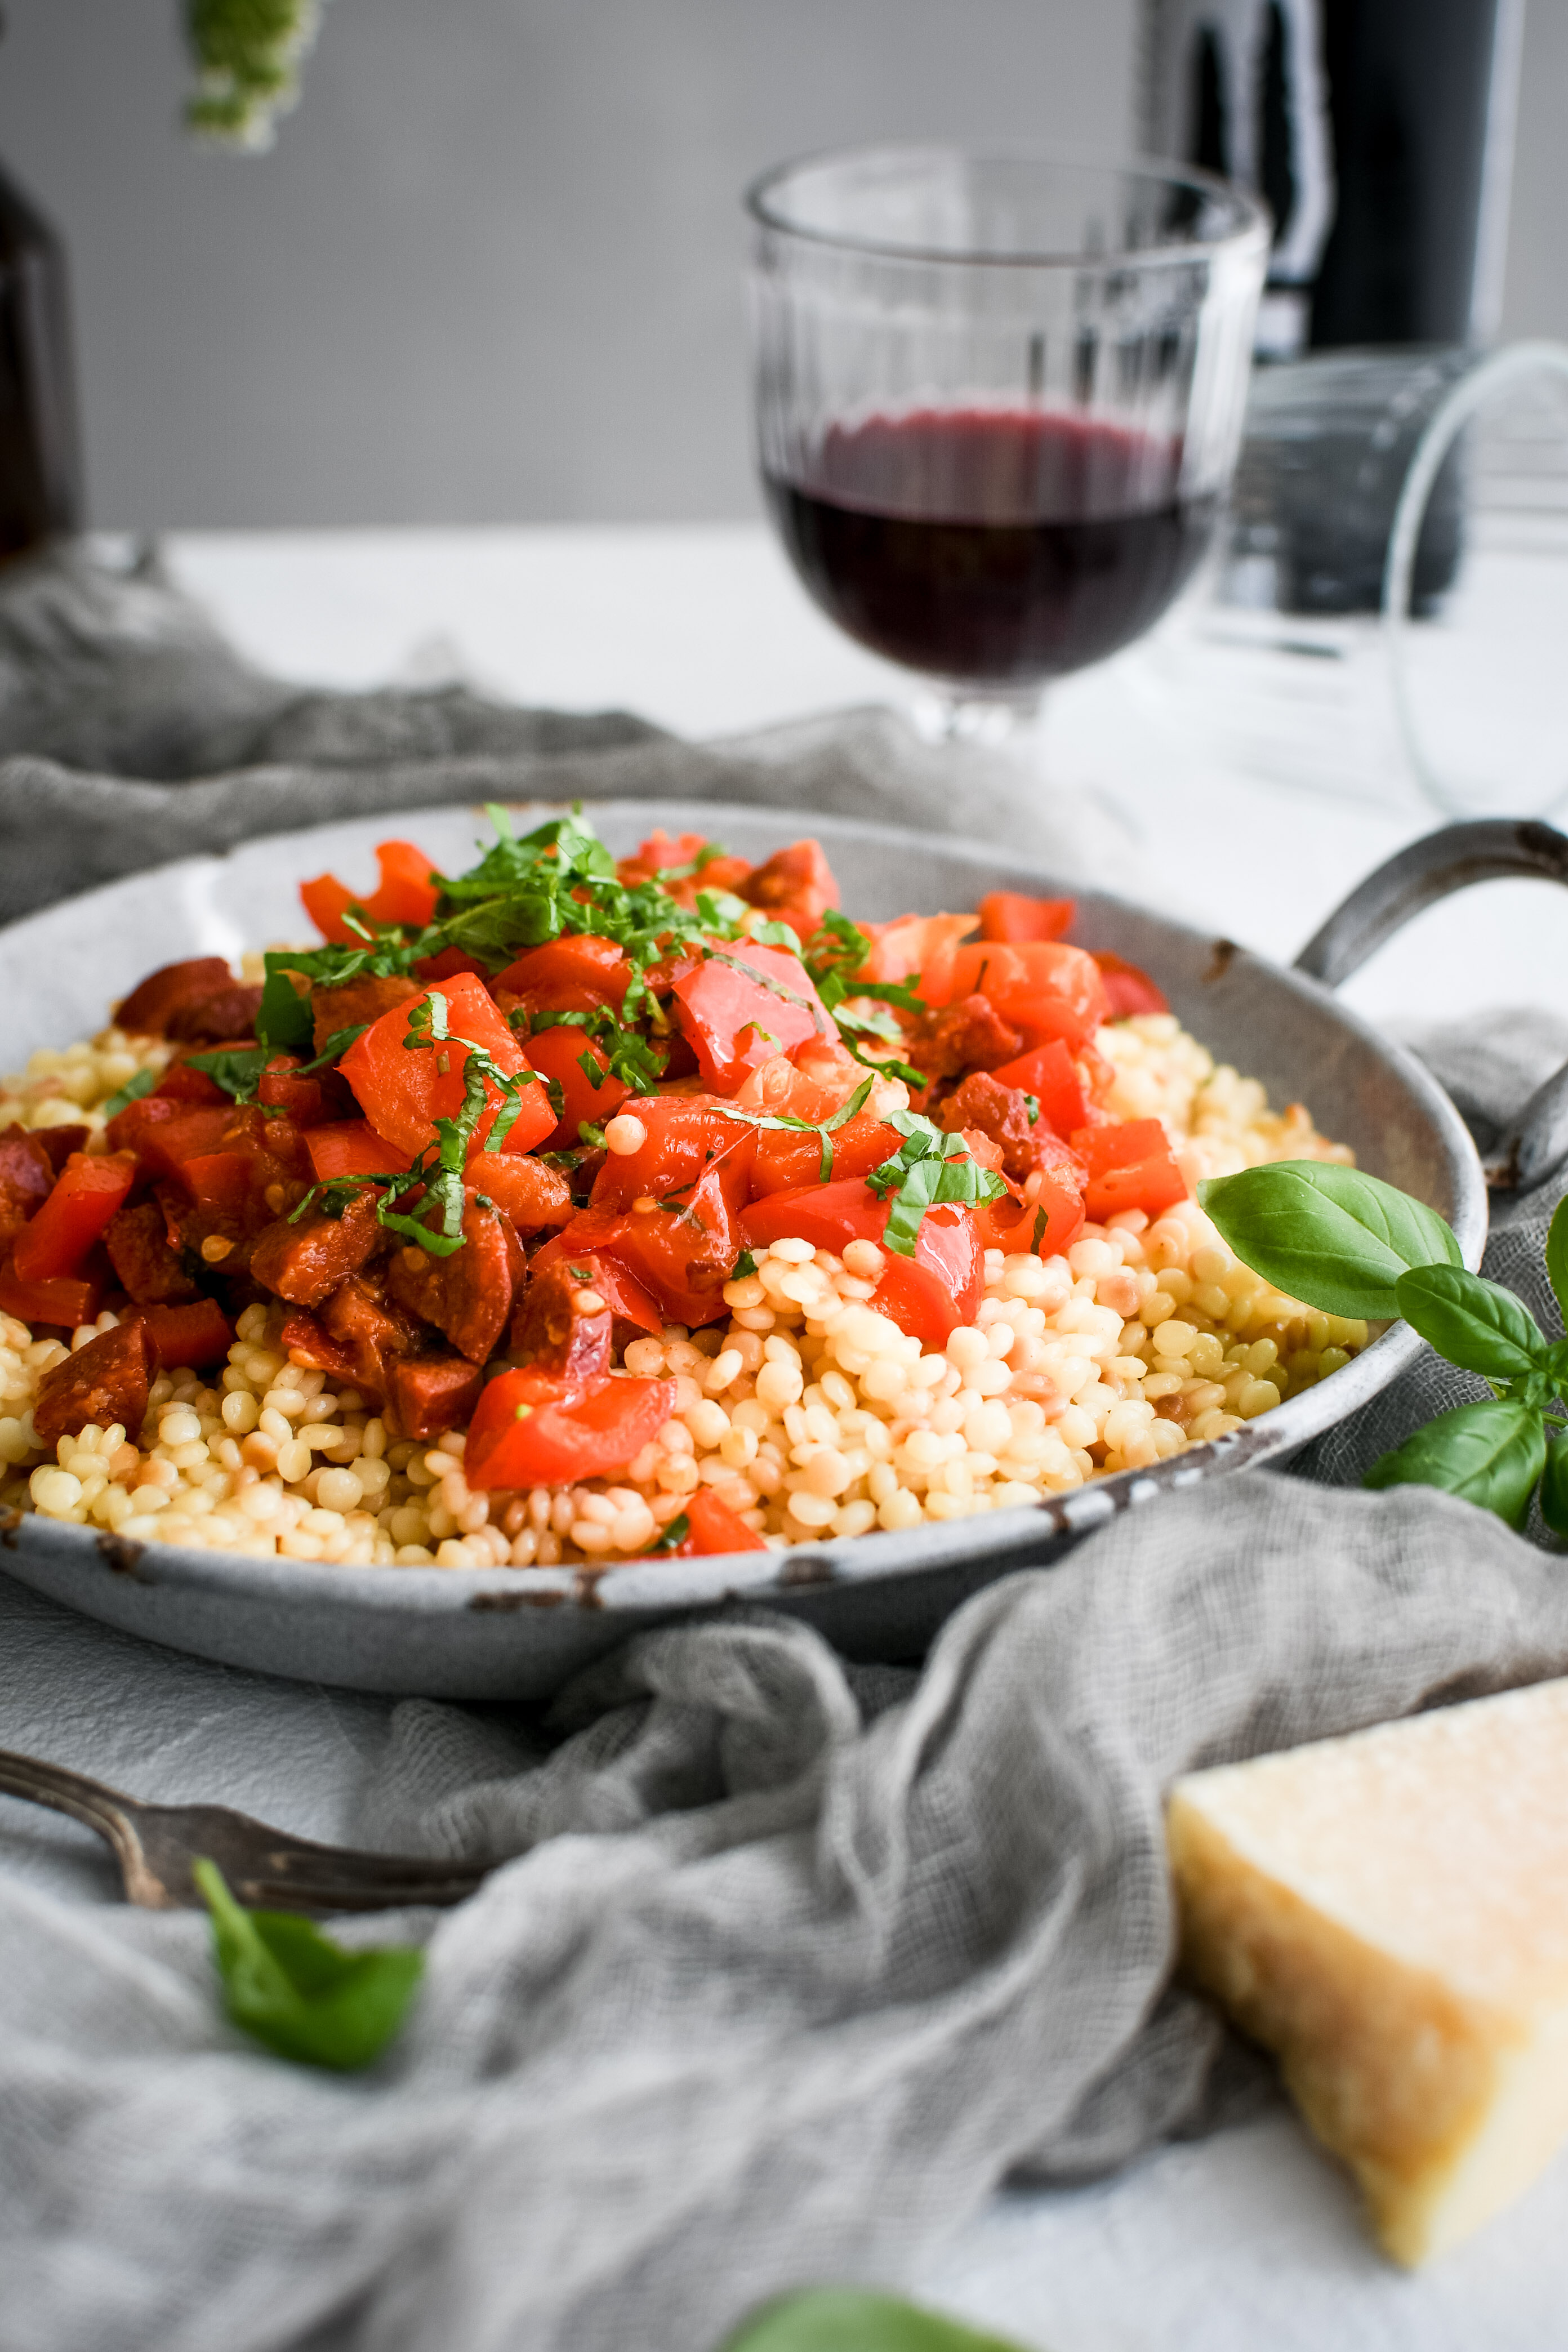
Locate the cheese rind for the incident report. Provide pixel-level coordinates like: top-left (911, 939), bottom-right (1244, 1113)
top-left (1166, 1676), bottom-right (1568, 2265)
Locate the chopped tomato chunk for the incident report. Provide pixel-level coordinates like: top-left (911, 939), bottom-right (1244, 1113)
top-left (671, 941), bottom-right (833, 1095)
top-left (988, 1040), bottom-right (1098, 1137)
top-left (300, 840), bottom-right (440, 943)
top-left (0, 1253), bottom-right (102, 1329)
top-left (338, 972), bottom-right (555, 1161)
top-left (520, 1022), bottom-right (630, 1147)
top-left (737, 838), bottom-right (840, 936)
top-left (1071, 1119), bottom-right (1188, 1219)
top-left (859, 912), bottom-right (976, 986)
top-left (977, 890), bottom-right (1075, 943)
top-left (922, 941), bottom-right (1110, 1051)
top-left (664, 1489), bottom-right (768, 1556)
top-left (491, 933), bottom-right (635, 1017)
top-left (125, 1297), bottom-right (236, 1369)
top-left (742, 1181), bottom-right (983, 1347)
top-left (465, 1151), bottom-right (573, 1231)
top-left (1093, 951), bottom-right (1170, 1018)
top-left (465, 1367), bottom-right (675, 1490)
top-left (304, 1120), bottom-right (415, 1182)
top-left (590, 1097), bottom-right (756, 1212)
top-left (12, 1152), bottom-right (137, 1281)
top-left (748, 1113), bottom-right (901, 1199)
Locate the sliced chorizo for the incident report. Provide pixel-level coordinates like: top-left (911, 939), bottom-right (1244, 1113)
top-left (385, 1202), bottom-right (524, 1365)
top-left (32, 1321), bottom-right (159, 1448)
top-left (163, 986), bottom-right (266, 1045)
top-left (114, 959), bottom-right (235, 1038)
top-left (250, 1188), bottom-right (386, 1308)
top-left (508, 1260), bottom-right (612, 1387)
top-left (310, 974), bottom-right (419, 1057)
top-left (0, 1129), bottom-right (56, 1242)
top-left (384, 1355), bottom-right (484, 1442)
top-left (104, 1199), bottom-right (202, 1305)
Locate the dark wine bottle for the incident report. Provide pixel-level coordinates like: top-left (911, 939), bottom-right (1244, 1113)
top-left (0, 157), bottom-right (82, 562)
top-left (1142, 0), bottom-right (1524, 357)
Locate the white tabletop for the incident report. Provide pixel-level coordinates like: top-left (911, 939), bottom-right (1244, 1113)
top-left (109, 525), bottom-right (1568, 2345)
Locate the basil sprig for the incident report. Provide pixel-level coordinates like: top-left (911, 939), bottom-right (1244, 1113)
top-left (1200, 1164), bottom-right (1568, 1533)
top-left (804, 907), bottom-right (928, 1086)
top-left (865, 1112), bottom-right (1008, 1258)
top-left (100, 1064), bottom-right (158, 1119)
top-left (289, 991), bottom-right (545, 1257)
top-left (194, 1859), bottom-right (423, 2072)
top-left (720, 2289), bottom-right (1029, 2352)
top-left (187, 1024), bottom-right (368, 1111)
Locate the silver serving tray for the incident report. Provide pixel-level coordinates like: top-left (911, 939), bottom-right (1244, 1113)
top-left (0, 800), bottom-right (1506, 1698)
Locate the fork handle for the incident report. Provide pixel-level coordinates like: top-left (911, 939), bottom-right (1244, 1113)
top-left (0, 1748), bottom-right (139, 1863)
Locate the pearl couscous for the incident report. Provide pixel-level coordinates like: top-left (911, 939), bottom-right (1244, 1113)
top-left (0, 1003), bottom-right (1364, 1571)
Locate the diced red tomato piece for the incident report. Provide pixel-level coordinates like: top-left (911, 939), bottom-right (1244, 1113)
top-left (465, 1151), bottom-right (573, 1231)
top-left (974, 1163), bottom-right (1086, 1259)
top-left (0, 1253), bottom-right (102, 1329)
top-left (338, 972), bottom-right (555, 1161)
top-left (12, 1152), bottom-right (137, 1282)
top-left (922, 941), bottom-right (1110, 1052)
top-left (859, 912), bottom-right (976, 986)
top-left (305, 1120), bottom-right (415, 1182)
top-left (412, 946), bottom-right (488, 984)
top-left (666, 1489), bottom-right (769, 1556)
top-left (172, 1152), bottom-right (252, 1224)
top-left (465, 1367), bottom-right (675, 1490)
top-left (124, 1297), bottom-right (236, 1369)
top-left (255, 1057), bottom-right (336, 1126)
top-left (989, 1040), bottom-right (1096, 1137)
top-left (521, 1023), bottom-right (630, 1146)
top-left (301, 840), bottom-right (440, 943)
top-left (977, 890), bottom-right (1076, 943)
top-left (615, 831), bottom-right (754, 902)
top-left (671, 939), bottom-right (833, 1094)
top-left (105, 1094), bottom-right (180, 1157)
top-left (737, 838), bottom-right (840, 936)
top-left (528, 1235), bottom-right (665, 1335)
top-left (153, 1061), bottom-right (230, 1107)
top-left (730, 1045), bottom-right (868, 1124)
top-left (123, 1107), bottom-right (238, 1184)
top-left (742, 1180), bottom-right (983, 1348)
top-left (593, 1155), bottom-right (753, 1329)
top-left (1071, 1119), bottom-right (1188, 1219)
top-left (491, 933), bottom-right (635, 1017)
top-left (590, 1098), bottom-right (756, 1213)
top-left (748, 1113), bottom-right (901, 1199)
top-left (1093, 951), bottom-right (1170, 1019)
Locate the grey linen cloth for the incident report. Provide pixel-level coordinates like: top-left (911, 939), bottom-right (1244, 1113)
top-left (1, 544), bottom-right (1566, 2350)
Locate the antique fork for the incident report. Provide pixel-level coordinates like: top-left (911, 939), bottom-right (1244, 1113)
top-left (0, 1747), bottom-right (490, 1913)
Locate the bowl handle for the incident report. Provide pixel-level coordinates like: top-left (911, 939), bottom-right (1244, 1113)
top-left (1293, 818), bottom-right (1568, 1198)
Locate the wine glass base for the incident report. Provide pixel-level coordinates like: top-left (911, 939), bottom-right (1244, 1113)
top-left (910, 685), bottom-right (1043, 745)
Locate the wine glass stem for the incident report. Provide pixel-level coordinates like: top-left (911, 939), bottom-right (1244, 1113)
top-left (911, 685), bottom-right (1044, 745)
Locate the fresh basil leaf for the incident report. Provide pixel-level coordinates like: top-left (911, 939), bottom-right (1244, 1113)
top-left (648, 1512), bottom-right (690, 1554)
top-left (257, 964), bottom-right (322, 1053)
top-left (719, 2289), bottom-right (1030, 2352)
top-left (100, 1065), bottom-right (158, 1119)
top-left (1364, 1399), bottom-right (1547, 1529)
top-left (186, 1045), bottom-right (271, 1104)
top-left (1198, 1161), bottom-right (1462, 1320)
top-left (734, 1249), bottom-right (758, 1278)
top-left (1393, 1266), bottom-right (1548, 1382)
top-left (194, 1859), bottom-right (424, 2072)
top-left (1540, 1432), bottom-right (1568, 1538)
top-left (1548, 1196), bottom-right (1568, 1329)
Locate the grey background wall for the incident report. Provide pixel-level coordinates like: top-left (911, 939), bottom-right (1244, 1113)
top-left (0, 0), bottom-right (1560, 531)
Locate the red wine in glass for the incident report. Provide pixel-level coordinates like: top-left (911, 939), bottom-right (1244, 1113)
top-left (764, 408), bottom-right (1217, 688)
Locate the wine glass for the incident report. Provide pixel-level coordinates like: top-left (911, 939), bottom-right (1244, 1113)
top-left (746, 145), bottom-right (1268, 741)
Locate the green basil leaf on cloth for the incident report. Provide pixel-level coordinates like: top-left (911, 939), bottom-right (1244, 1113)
top-left (1539, 1432), bottom-right (1568, 1539)
top-left (720, 2290), bottom-right (1032, 2352)
top-left (1392, 1266), bottom-right (1549, 1383)
top-left (1547, 1196), bottom-right (1568, 1329)
top-left (1364, 1400), bottom-right (1548, 1529)
top-left (194, 1859), bottom-right (424, 2071)
top-left (1199, 1160), bottom-right (1462, 1320)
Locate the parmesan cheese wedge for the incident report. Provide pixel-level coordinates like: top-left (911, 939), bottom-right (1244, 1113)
top-left (1166, 1676), bottom-right (1568, 2265)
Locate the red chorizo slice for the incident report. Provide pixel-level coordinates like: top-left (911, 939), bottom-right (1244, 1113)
top-left (509, 1260), bottom-right (613, 1387)
top-left (115, 959), bottom-right (235, 1037)
top-left (250, 1189), bottom-right (386, 1308)
top-left (385, 1202), bottom-right (524, 1365)
top-left (33, 1126), bottom-right (91, 1174)
top-left (912, 992), bottom-right (1024, 1081)
top-left (33, 1321), bottom-right (159, 1448)
top-left (384, 1355), bottom-right (484, 1442)
top-left (310, 974), bottom-right (420, 1057)
top-left (0, 1129), bottom-right (56, 1241)
top-left (104, 1199), bottom-right (202, 1305)
top-left (319, 1273), bottom-right (426, 1400)
top-left (163, 986), bottom-right (266, 1044)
